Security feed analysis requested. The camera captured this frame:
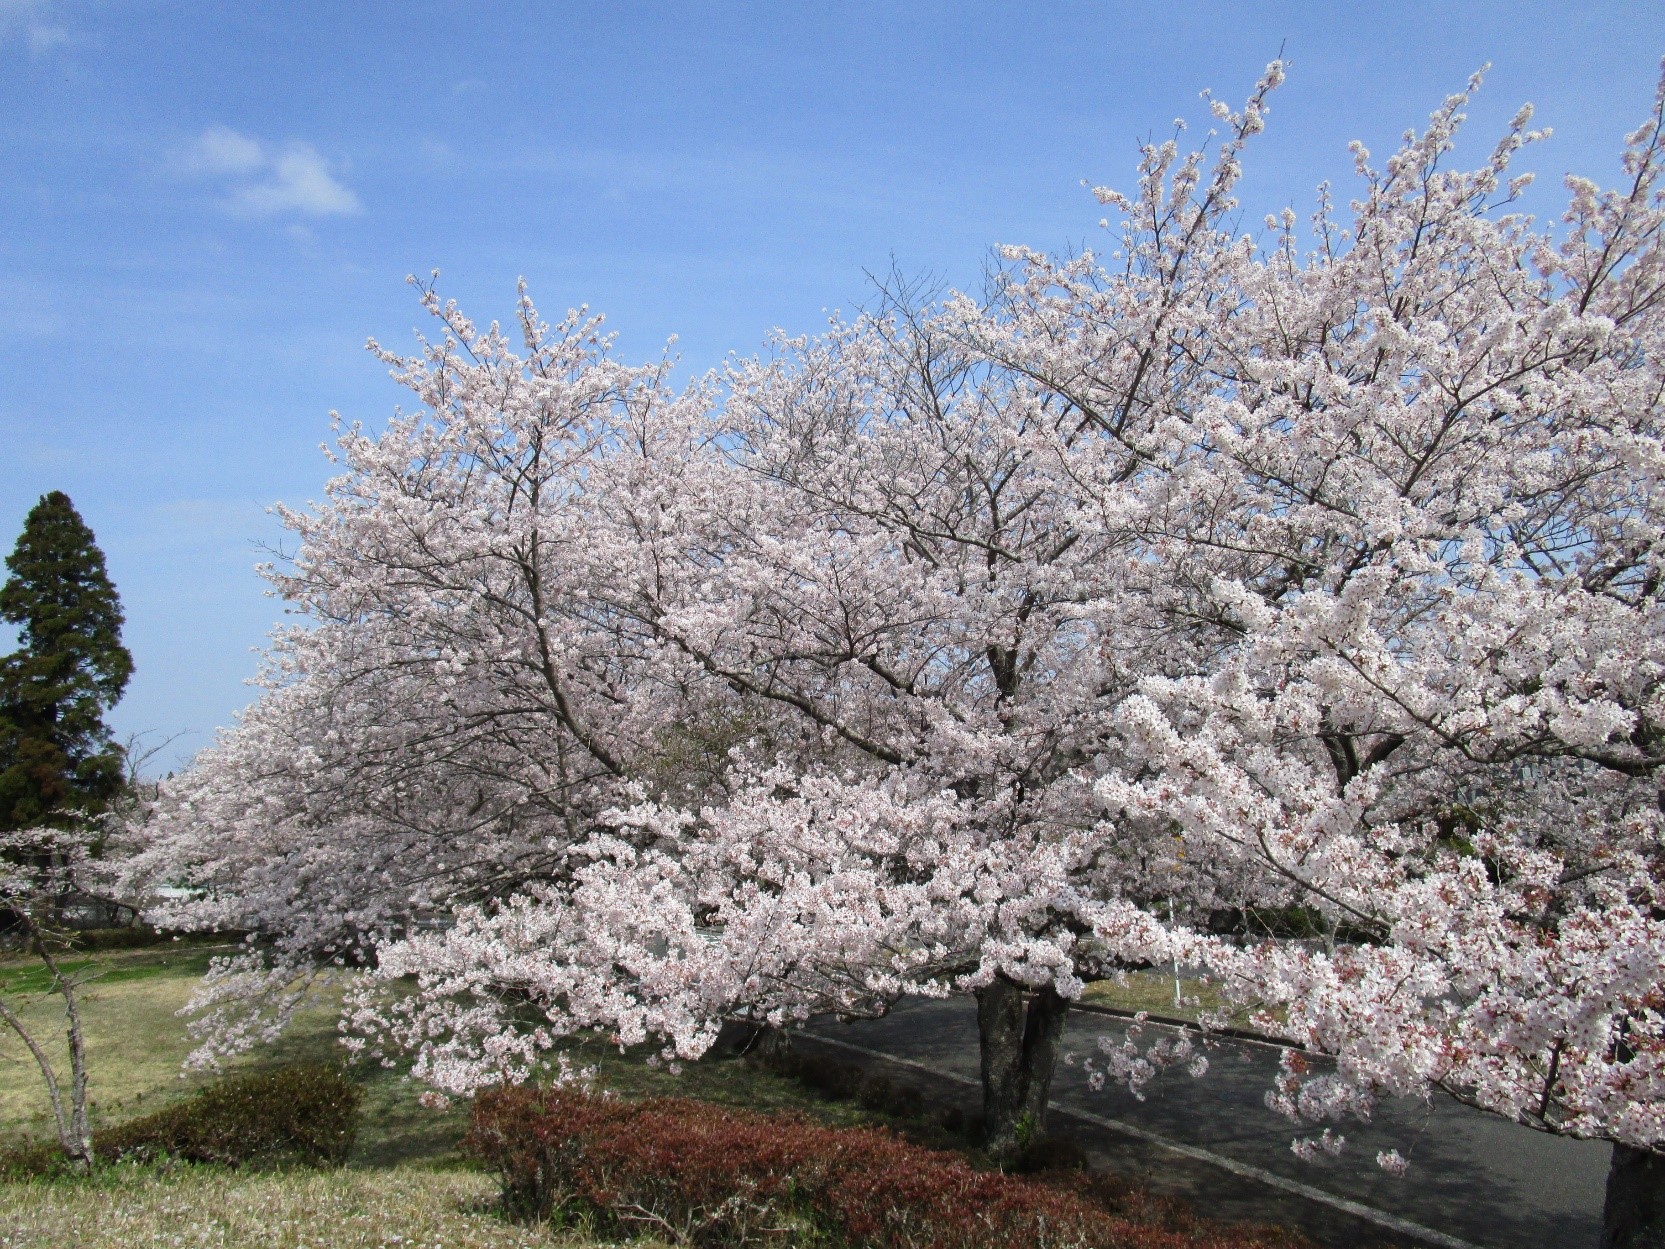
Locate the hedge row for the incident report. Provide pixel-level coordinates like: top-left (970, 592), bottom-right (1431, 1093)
top-left (465, 1086), bottom-right (1305, 1249)
top-left (0, 1063), bottom-right (362, 1176)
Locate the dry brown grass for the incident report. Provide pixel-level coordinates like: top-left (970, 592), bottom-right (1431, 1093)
top-left (0, 1162), bottom-right (659, 1248)
top-left (0, 942), bottom-right (252, 1137)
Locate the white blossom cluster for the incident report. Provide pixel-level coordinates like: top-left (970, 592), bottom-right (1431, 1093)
top-left (126, 61), bottom-right (1665, 1168)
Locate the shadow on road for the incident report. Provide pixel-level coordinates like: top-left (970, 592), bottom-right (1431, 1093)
top-left (801, 997), bottom-right (1606, 1249)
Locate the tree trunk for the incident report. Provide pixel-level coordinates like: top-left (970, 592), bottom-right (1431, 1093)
top-left (975, 976), bottom-right (1069, 1166)
top-left (61, 976), bottom-right (93, 1171)
top-left (32, 930), bottom-right (92, 1172)
top-left (0, 997), bottom-right (73, 1159)
top-left (1604, 1143), bottom-right (1665, 1249)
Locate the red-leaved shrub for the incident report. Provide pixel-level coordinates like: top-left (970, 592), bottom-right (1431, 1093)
top-left (464, 1087), bottom-right (1308, 1248)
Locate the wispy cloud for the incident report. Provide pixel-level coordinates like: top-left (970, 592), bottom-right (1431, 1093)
top-left (27, 22), bottom-right (64, 54)
top-left (176, 123), bottom-right (266, 177)
top-left (172, 125), bottom-right (362, 218)
top-left (0, 0), bottom-right (68, 57)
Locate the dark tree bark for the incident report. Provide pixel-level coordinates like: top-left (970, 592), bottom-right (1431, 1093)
top-left (1604, 1143), bottom-right (1665, 1249)
top-left (975, 975), bottom-right (1069, 1165)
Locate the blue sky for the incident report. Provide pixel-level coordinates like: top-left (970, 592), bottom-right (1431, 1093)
top-left (1, 1), bottom-right (1659, 770)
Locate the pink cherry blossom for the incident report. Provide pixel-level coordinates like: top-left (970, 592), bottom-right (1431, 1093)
top-left (126, 59), bottom-right (1665, 1210)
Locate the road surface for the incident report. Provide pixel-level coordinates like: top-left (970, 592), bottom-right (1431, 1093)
top-left (801, 997), bottom-right (1609, 1249)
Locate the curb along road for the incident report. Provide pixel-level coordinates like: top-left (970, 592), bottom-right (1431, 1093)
top-left (1067, 998), bottom-right (1308, 1050)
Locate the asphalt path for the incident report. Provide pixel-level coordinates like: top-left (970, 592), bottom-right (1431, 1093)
top-left (801, 997), bottom-right (1610, 1249)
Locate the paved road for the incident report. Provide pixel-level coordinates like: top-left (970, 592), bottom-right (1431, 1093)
top-left (802, 997), bottom-right (1609, 1249)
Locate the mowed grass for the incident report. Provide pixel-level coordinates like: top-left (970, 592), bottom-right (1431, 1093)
top-left (0, 942), bottom-right (377, 1142)
top-left (1, 940), bottom-right (234, 1138)
top-left (0, 1163), bottom-right (629, 1249)
top-left (0, 939), bottom-right (870, 1247)
top-left (1081, 970), bottom-right (1291, 1037)
top-left (0, 941), bottom-right (593, 1245)
top-left (1080, 969), bottom-right (1224, 1021)
top-left (0, 939), bottom-right (485, 1166)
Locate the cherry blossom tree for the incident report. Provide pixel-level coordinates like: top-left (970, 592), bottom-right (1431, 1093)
top-left (974, 62), bottom-right (1665, 1248)
top-left (131, 56), bottom-right (1665, 1241)
top-left (136, 268), bottom-right (1191, 1158)
top-left (129, 286), bottom-right (737, 1063)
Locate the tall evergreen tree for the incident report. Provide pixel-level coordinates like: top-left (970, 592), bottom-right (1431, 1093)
top-left (0, 493), bottom-right (133, 830)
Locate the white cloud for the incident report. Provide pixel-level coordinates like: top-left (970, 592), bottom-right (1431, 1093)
top-left (176, 123), bottom-right (266, 177)
top-left (233, 143), bottom-right (360, 216)
top-left (172, 126), bottom-right (362, 219)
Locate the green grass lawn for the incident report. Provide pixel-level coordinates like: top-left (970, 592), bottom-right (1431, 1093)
top-left (0, 939), bottom-right (881, 1247)
top-left (0, 940), bottom-right (492, 1165)
top-left (0, 940), bottom-right (601, 1245)
top-left (1, 941), bottom-right (240, 1138)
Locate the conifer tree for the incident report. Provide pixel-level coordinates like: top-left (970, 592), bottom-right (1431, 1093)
top-left (0, 492), bottom-right (133, 830)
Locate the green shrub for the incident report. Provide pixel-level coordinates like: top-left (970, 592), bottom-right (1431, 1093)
top-left (0, 1139), bottom-right (63, 1179)
top-left (66, 925), bottom-right (167, 951)
top-left (0, 1063), bottom-right (363, 1176)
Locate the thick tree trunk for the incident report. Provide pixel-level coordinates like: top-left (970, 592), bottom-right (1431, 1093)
top-left (1604, 1143), bottom-right (1665, 1249)
top-left (975, 976), bottom-right (1069, 1166)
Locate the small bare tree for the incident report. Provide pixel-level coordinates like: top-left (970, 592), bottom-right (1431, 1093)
top-left (0, 826), bottom-right (111, 1172)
